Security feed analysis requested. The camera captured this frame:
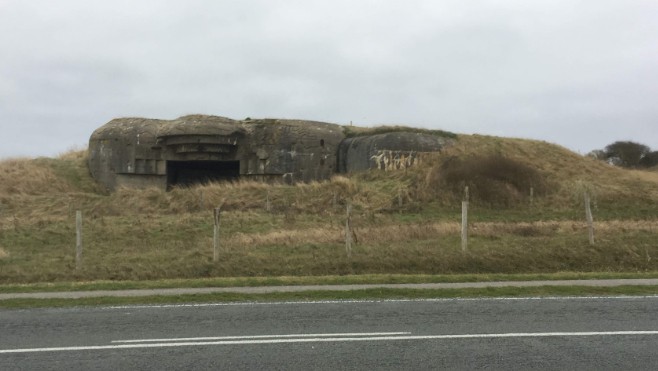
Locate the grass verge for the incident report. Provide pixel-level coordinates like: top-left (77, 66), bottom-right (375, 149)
top-left (2, 285), bottom-right (658, 309)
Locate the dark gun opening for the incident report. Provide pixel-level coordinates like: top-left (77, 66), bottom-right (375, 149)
top-left (166, 160), bottom-right (240, 189)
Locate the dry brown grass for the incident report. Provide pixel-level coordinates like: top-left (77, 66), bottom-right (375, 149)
top-left (0, 247), bottom-right (8, 260)
top-left (410, 134), bottom-right (658, 205)
top-left (0, 158), bottom-right (74, 196)
top-left (56, 148), bottom-right (87, 161)
top-left (627, 170), bottom-right (658, 200)
top-left (105, 175), bottom-right (378, 216)
top-left (440, 135), bottom-right (624, 183)
top-left (228, 222), bottom-right (461, 249)
top-left (225, 219), bottom-right (658, 250)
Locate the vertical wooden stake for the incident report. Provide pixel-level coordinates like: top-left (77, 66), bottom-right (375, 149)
top-left (460, 185), bottom-right (469, 252)
top-left (345, 203), bottom-right (353, 258)
top-left (213, 207), bottom-right (221, 262)
top-left (461, 201), bottom-right (468, 252)
top-left (266, 190), bottom-right (271, 212)
top-left (530, 187), bottom-right (534, 206)
top-left (75, 210), bottom-right (82, 270)
top-left (584, 192), bottom-right (594, 245)
top-left (332, 191), bottom-right (338, 209)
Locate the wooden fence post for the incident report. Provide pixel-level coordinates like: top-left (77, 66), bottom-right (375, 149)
top-left (213, 207), bottom-right (221, 262)
top-left (266, 190), bottom-right (271, 212)
top-left (76, 210), bottom-right (82, 269)
top-left (345, 203), bottom-right (353, 258)
top-left (584, 192), bottom-right (594, 245)
top-left (461, 186), bottom-right (469, 252)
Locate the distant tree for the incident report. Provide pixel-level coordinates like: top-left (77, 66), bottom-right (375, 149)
top-left (639, 151), bottom-right (658, 168)
top-left (604, 141), bottom-right (651, 168)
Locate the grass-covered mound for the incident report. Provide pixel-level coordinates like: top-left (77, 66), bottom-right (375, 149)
top-left (0, 135), bottom-right (657, 283)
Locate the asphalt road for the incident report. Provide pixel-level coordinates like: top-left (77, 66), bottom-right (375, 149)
top-left (2, 296), bottom-right (658, 370)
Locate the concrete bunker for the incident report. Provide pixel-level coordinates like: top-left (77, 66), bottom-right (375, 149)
top-left (89, 115), bottom-right (346, 191)
top-left (88, 115), bottom-right (452, 191)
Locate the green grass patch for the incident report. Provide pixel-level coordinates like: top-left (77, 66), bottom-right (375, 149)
top-left (2, 285), bottom-right (658, 309)
top-left (2, 215), bottom-right (658, 282)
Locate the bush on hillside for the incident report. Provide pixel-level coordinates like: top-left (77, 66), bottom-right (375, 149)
top-left (603, 141), bottom-right (651, 168)
top-left (430, 155), bottom-right (547, 206)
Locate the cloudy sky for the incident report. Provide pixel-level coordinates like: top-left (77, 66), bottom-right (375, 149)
top-left (1, 0), bottom-right (657, 158)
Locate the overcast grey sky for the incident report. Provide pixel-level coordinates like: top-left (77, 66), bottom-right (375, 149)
top-left (1, 0), bottom-right (657, 158)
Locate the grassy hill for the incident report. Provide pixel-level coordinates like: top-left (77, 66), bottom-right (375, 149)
top-left (0, 134), bottom-right (657, 283)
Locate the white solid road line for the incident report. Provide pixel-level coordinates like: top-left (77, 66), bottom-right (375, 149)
top-left (3, 331), bottom-right (658, 354)
top-left (111, 332), bottom-right (412, 343)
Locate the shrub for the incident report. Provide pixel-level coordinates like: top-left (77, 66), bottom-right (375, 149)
top-left (604, 141), bottom-right (651, 168)
top-left (430, 155), bottom-right (547, 206)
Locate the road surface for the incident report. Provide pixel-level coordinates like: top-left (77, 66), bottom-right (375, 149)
top-left (2, 295), bottom-right (658, 370)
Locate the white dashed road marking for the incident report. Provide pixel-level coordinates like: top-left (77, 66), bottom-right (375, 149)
top-left (3, 331), bottom-right (658, 354)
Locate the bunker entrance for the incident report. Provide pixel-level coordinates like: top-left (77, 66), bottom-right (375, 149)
top-left (166, 160), bottom-right (240, 189)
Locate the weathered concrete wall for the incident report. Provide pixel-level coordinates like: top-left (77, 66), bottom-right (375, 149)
top-left (88, 118), bottom-right (168, 191)
top-left (337, 132), bottom-right (450, 173)
top-left (245, 119), bottom-right (344, 183)
top-left (89, 115), bottom-right (344, 191)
